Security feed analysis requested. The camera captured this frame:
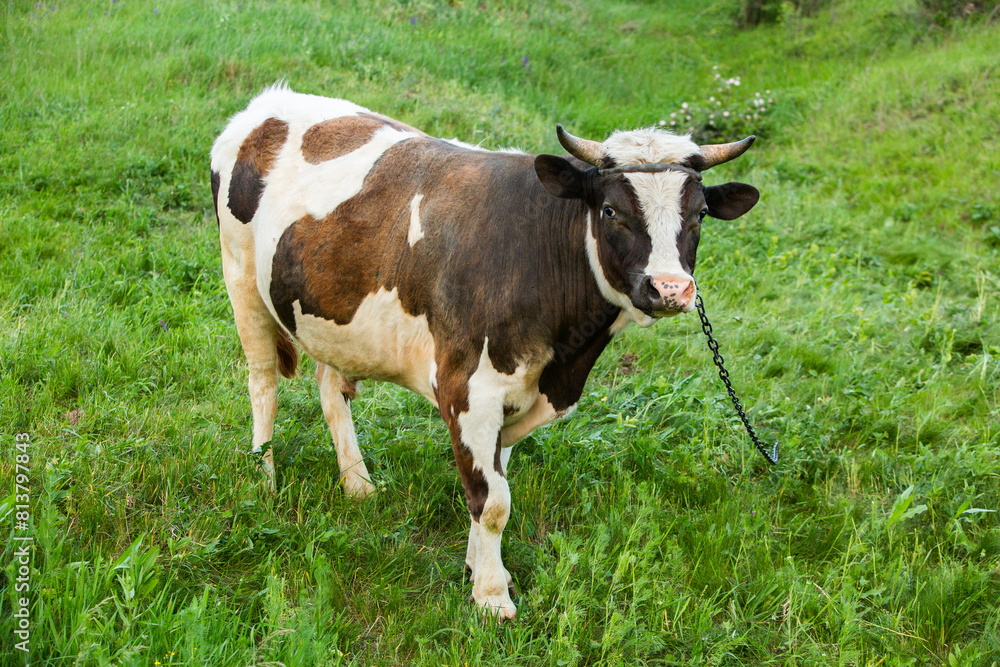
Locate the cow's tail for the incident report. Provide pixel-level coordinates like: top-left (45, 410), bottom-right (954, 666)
top-left (276, 328), bottom-right (299, 378)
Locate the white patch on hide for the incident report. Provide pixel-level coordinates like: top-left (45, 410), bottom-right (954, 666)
top-left (254, 125), bottom-right (419, 308)
top-left (602, 127), bottom-right (700, 167)
top-left (500, 394), bottom-right (576, 447)
top-left (291, 287), bottom-right (437, 405)
top-left (408, 193), bottom-right (425, 247)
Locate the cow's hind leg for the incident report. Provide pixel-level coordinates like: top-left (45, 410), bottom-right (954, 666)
top-left (230, 298), bottom-right (296, 490)
top-left (316, 364), bottom-right (375, 498)
top-left (221, 230), bottom-right (296, 490)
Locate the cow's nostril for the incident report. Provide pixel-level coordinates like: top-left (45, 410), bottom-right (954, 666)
top-left (643, 276), bottom-right (661, 301)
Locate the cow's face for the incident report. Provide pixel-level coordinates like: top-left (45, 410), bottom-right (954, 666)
top-left (535, 127), bottom-right (759, 320)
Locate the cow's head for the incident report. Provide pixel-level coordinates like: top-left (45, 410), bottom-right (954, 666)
top-left (535, 125), bottom-right (759, 323)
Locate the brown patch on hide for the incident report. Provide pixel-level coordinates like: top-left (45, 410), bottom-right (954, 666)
top-left (300, 115), bottom-right (391, 164)
top-left (269, 209), bottom-right (388, 331)
top-left (228, 117), bottom-right (288, 223)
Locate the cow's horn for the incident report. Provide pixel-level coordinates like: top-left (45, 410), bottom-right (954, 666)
top-left (698, 135), bottom-right (756, 170)
top-left (556, 124), bottom-right (606, 167)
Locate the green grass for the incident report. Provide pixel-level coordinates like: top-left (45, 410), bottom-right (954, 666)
top-left (1, 0), bottom-right (999, 664)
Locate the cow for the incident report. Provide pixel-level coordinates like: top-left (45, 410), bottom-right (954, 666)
top-left (210, 84), bottom-right (759, 621)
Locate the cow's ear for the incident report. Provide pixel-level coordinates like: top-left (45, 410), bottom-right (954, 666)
top-left (704, 182), bottom-right (760, 220)
top-left (535, 154), bottom-right (588, 199)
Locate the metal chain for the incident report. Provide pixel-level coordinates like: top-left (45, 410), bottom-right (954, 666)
top-left (696, 293), bottom-right (779, 465)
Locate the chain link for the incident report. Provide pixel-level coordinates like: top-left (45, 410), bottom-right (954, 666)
top-left (696, 293), bottom-right (779, 465)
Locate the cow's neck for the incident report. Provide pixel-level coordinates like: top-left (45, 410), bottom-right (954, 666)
top-left (534, 195), bottom-right (621, 394)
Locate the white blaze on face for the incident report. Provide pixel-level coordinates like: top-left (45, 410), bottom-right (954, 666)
top-left (624, 170), bottom-right (689, 277)
top-left (603, 128), bottom-right (701, 279)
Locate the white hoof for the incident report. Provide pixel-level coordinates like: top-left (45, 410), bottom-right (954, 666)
top-left (341, 472), bottom-right (376, 499)
top-left (476, 593), bottom-right (517, 622)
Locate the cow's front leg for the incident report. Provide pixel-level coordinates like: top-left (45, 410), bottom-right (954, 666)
top-left (450, 429), bottom-right (514, 621)
top-left (466, 523), bottom-right (515, 586)
top-left (438, 356), bottom-right (516, 621)
top-left (466, 445), bottom-right (514, 588)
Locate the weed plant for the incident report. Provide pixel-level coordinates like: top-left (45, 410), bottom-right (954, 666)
top-left (662, 66), bottom-right (776, 143)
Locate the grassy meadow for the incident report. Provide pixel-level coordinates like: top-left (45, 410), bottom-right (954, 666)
top-left (2, 0), bottom-right (999, 664)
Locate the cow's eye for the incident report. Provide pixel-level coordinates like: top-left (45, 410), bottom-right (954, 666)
top-left (699, 209), bottom-right (708, 221)
top-left (603, 205), bottom-right (617, 220)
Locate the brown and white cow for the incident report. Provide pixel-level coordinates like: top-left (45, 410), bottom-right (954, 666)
top-left (210, 84), bottom-right (759, 620)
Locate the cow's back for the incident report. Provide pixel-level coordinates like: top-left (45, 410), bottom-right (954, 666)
top-left (211, 86), bottom-right (593, 401)
top-left (211, 86), bottom-right (442, 396)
